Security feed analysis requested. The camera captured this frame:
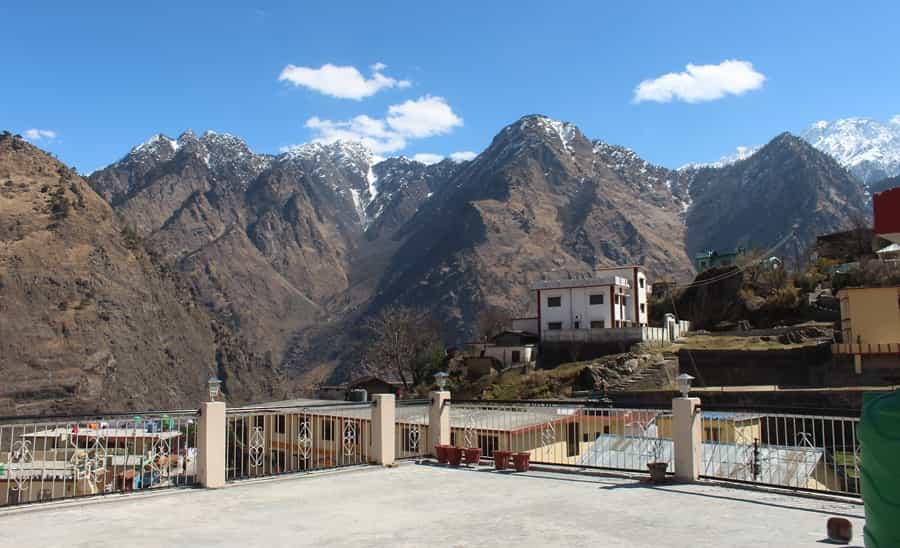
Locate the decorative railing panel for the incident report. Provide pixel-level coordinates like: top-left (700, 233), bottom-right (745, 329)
top-left (0, 410), bottom-right (199, 508)
top-left (225, 402), bottom-right (373, 481)
top-left (448, 401), bottom-right (672, 473)
top-left (395, 401), bottom-right (430, 460)
top-left (700, 410), bottom-right (861, 497)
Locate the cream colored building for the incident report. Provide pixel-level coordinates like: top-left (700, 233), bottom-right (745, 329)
top-left (838, 286), bottom-right (900, 344)
top-left (833, 286), bottom-right (900, 373)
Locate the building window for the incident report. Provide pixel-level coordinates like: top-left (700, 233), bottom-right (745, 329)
top-left (603, 425), bottom-right (611, 434)
top-left (639, 278), bottom-right (645, 288)
top-left (589, 294), bottom-right (604, 305)
top-left (547, 322), bottom-right (563, 330)
top-left (450, 431), bottom-right (457, 446)
top-left (573, 320), bottom-right (580, 329)
top-left (254, 416), bottom-right (265, 428)
top-left (614, 295), bottom-right (619, 305)
top-left (615, 321), bottom-right (621, 328)
top-left (511, 350), bottom-right (521, 363)
top-left (322, 419), bottom-right (334, 441)
top-left (640, 303), bottom-right (646, 313)
top-left (704, 427), bottom-right (720, 442)
top-left (590, 320), bottom-right (605, 329)
top-left (547, 296), bottom-right (561, 308)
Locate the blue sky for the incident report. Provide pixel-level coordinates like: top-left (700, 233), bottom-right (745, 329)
top-left (3, 1), bottom-right (899, 172)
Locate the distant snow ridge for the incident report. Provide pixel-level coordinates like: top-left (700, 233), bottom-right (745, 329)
top-left (800, 117), bottom-right (900, 184)
top-left (679, 145), bottom-right (761, 171)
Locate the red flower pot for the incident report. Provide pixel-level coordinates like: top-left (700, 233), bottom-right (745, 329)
top-left (434, 444), bottom-right (449, 464)
top-left (493, 450), bottom-right (512, 470)
top-left (512, 452), bottom-right (530, 472)
top-left (464, 447), bottom-right (482, 466)
top-left (446, 447), bottom-right (463, 466)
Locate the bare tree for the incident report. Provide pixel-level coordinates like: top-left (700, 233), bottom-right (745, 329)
top-left (477, 305), bottom-right (511, 341)
top-left (364, 306), bottom-right (444, 390)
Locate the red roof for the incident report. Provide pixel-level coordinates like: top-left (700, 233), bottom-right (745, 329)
top-left (874, 186), bottom-right (900, 238)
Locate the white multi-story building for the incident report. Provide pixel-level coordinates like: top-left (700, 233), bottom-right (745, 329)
top-left (531, 265), bottom-right (649, 340)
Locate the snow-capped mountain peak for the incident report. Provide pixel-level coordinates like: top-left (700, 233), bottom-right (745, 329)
top-left (800, 116), bottom-right (900, 184)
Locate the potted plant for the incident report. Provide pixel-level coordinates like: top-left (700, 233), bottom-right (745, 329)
top-left (646, 439), bottom-right (668, 483)
top-left (492, 450), bottom-right (512, 470)
top-left (464, 447), bottom-right (482, 466)
top-left (434, 444), bottom-right (450, 464)
top-left (446, 446), bottom-right (463, 466)
top-left (512, 452), bottom-right (530, 472)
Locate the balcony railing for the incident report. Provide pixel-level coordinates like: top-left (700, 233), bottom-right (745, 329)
top-left (449, 401), bottom-right (673, 474)
top-left (699, 410), bottom-right (861, 497)
top-left (0, 410), bottom-right (199, 508)
top-left (225, 402), bottom-right (373, 481)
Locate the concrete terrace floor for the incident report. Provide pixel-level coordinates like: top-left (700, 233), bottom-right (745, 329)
top-left (0, 464), bottom-right (865, 548)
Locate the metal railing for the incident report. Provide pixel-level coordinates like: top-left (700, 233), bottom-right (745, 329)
top-left (699, 410), bottom-right (861, 497)
top-left (225, 402), bottom-right (373, 481)
top-left (395, 401), bottom-right (430, 460)
top-left (449, 400), bottom-right (672, 473)
top-left (0, 410), bottom-right (199, 508)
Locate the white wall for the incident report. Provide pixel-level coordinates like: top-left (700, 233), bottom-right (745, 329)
top-left (596, 267), bottom-right (648, 327)
top-left (482, 345), bottom-right (536, 367)
top-left (540, 286), bottom-right (614, 333)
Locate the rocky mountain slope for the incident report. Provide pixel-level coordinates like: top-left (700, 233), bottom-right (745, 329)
top-left (871, 174), bottom-right (900, 195)
top-left (367, 115), bottom-right (694, 339)
top-left (0, 132), bottom-right (284, 415)
top-left (80, 115), bottom-right (875, 391)
top-left (682, 133), bottom-right (869, 258)
top-left (89, 133), bottom-right (462, 387)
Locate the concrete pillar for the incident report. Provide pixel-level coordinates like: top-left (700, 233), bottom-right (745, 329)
top-left (854, 354), bottom-right (863, 374)
top-left (198, 401), bottom-right (226, 488)
top-left (429, 391), bottom-right (450, 452)
top-left (371, 394), bottom-right (396, 465)
top-left (672, 397), bottom-right (702, 482)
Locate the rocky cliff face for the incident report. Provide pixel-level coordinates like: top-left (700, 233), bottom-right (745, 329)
top-left (369, 115), bottom-right (694, 342)
top-left (0, 133), bottom-right (284, 415)
top-left (682, 133), bottom-right (869, 259)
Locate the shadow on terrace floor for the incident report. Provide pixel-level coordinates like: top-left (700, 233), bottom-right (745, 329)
top-left (413, 460), bottom-right (865, 520)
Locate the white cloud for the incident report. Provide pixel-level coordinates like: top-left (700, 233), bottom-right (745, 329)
top-left (278, 63), bottom-right (410, 100)
top-left (23, 128), bottom-right (57, 141)
top-left (303, 95), bottom-right (463, 155)
top-left (304, 115), bottom-right (407, 154)
top-left (412, 153), bottom-right (444, 165)
top-left (891, 115), bottom-right (900, 125)
top-left (385, 95), bottom-right (462, 138)
top-left (633, 59), bottom-right (765, 104)
top-left (449, 150), bottom-right (477, 162)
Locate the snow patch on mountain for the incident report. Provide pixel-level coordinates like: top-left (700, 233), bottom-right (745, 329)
top-left (679, 145), bottom-right (761, 170)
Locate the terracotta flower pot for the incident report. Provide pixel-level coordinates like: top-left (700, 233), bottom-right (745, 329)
top-left (434, 444), bottom-right (449, 464)
top-left (464, 447), bottom-right (482, 466)
top-left (446, 447), bottom-right (463, 466)
top-left (647, 462), bottom-right (668, 483)
top-left (493, 450), bottom-right (512, 470)
top-left (512, 452), bottom-right (530, 472)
